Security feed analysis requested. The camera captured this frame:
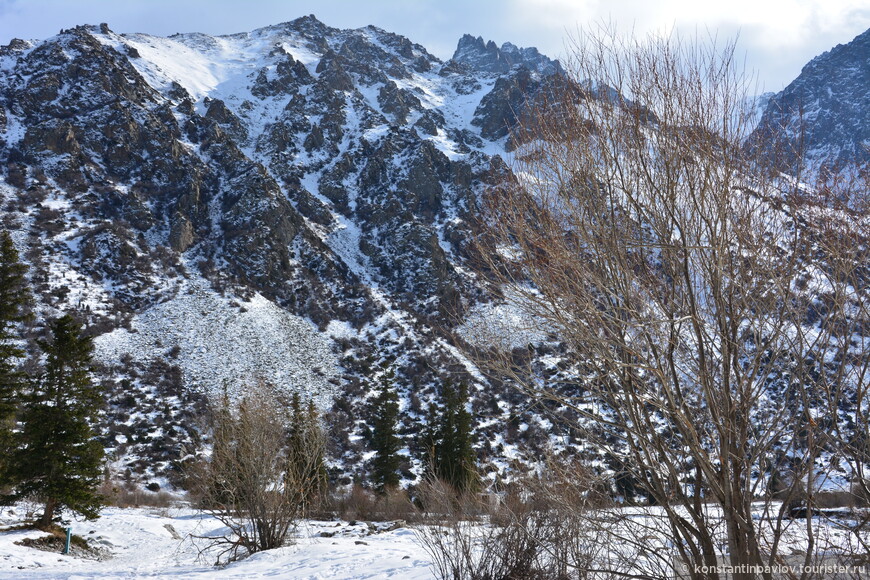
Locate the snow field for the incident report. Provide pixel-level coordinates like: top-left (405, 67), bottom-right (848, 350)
top-left (0, 507), bottom-right (434, 579)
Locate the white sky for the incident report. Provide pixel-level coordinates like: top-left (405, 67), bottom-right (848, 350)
top-left (1, 0), bottom-right (868, 91)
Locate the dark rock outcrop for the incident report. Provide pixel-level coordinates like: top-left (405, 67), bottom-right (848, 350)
top-left (452, 33), bottom-right (563, 76)
top-left (748, 27), bottom-right (870, 178)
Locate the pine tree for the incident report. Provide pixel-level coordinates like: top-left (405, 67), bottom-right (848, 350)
top-left (304, 399), bottom-right (328, 499)
top-left (203, 384), bottom-right (237, 509)
top-left (437, 381), bottom-right (477, 493)
top-left (286, 393), bottom-right (327, 508)
top-left (422, 380), bottom-right (478, 494)
top-left (0, 230), bottom-right (32, 482)
top-left (419, 400), bottom-right (441, 470)
top-left (11, 314), bottom-right (104, 527)
top-left (369, 364), bottom-right (401, 493)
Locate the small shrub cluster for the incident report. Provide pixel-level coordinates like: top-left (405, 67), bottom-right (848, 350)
top-left (413, 465), bottom-right (623, 580)
top-left (98, 479), bottom-right (178, 509)
top-left (319, 484), bottom-right (417, 522)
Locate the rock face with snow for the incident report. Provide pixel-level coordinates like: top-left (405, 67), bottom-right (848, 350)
top-left (2, 15), bottom-right (866, 489)
top-left (0, 16), bottom-right (566, 484)
top-left (452, 33), bottom-right (563, 76)
top-left (748, 27), bottom-right (870, 180)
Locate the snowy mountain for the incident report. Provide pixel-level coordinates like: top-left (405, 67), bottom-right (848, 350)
top-left (0, 16), bottom-right (568, 486)
top-left (748, 27), bottom-right (870, 182)
top-left (0, 15), bottom-right (867, 492)
top-left (452, 33), bottom-right (563, 76)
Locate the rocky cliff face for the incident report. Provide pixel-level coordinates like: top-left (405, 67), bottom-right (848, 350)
top-left (749, 27), bottom-right (870, 182)
top-left (0, 16), bottom-right (568, 485)
top-left (452, 33), bottom-right (563, 76)
top-left (2, 16), bottom-right (865, 490)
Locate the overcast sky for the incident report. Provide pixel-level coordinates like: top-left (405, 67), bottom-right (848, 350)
top-left (1, 0), bottom-right (868, 91)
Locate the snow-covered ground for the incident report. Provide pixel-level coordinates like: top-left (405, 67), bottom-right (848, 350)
top-left (2, 502), bottom-right (867, 578)
top-left (0, 506), bottom-right (434, 579)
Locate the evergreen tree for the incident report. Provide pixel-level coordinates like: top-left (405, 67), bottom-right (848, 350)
top-left (304, 399), bottom-right (328, 499)
top-left (437, 381), bottom-right (477, 493)
top-left (286, 393), bottom-right (327, 507)
top-left (288, 392), bottom-right (304, 457)
top-left (11, 314), bottom-right (104, 527)
top-left (419, 400), bottom-right (441, 470)
top-left (203, 384), bottom-right (236, 508)
top-left (422, 380), bottom-right (478, 494)
top-left (0, 230), bottom-right (31, 482)
top-left (369, 364), bottom-right (401, 493)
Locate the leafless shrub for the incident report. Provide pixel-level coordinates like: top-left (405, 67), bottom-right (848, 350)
top-left (321, 484), bottom-right (377, 521)
top-left (414, 481), bottom-right (546, 580)
top-left (98, 482), bottom-right (178, 509)
top-left (320, 484), bottom-right (418, 522)
top-left (413, 466), bottom-right (625, 580)
top-left (187, 383), bottom-right (326, 565)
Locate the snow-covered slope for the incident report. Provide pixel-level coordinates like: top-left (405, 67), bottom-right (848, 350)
top-left (0, 16), bottom-right (567, 486)
top-left (94, 273), bottom-right (338, 404)
top-left (1, 14), bottom-right (866, 493)
top-left (749, 27), bottom-right (870, 182)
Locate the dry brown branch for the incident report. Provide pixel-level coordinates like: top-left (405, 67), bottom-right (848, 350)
top-left (187, 382), bottom-right (326, 565)
top-left (470, 24), bottom-right (869, 580)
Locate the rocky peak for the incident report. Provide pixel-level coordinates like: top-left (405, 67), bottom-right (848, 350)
top-left (258, 14), bottom-right (335, 42)
top-left (748, 27), bottom-right (870, 179)
top-left (0, 13), bottom-right (665, 487)
top-left (0, 38), bottom-right (33, 57)
top-left (451, 33), bottom-right (562, 76)
top-left (287, 14), bottom-right (332, 37)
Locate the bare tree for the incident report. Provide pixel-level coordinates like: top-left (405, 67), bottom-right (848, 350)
top-left (189, 383), bottom-right (326, 564)
top-left (797, 181), bottom-right (870, 574)
top-left (474, 25), bottom-right (869, 579)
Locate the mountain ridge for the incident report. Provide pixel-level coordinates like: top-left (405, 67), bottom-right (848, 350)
top-left (749, 26), bottom-right (870, 182)
top-left (0, 15), bottom-right (565, 487)
top-left (0, 15), bottom-right (866, 493)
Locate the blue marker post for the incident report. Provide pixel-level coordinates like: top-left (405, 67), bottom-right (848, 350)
top-left (62, 527), bottom-right (71, 555)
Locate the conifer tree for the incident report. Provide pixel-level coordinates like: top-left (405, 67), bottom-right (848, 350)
top-left (419, 399), bottom-right (441, 469)
top-left (422, 380), bottom-right (478, 494)
top-left (369, 364), bottom-right (401, 493)
top-left (203, 385), bottom-right (236, 508)
top-left (286, 393), bottom-right (327, 507)
top-left (288, 392), bottom-right (304, 458)
top-left (304, 399), bottom-right (328, 499)
top-left (0, 230), bottom-right (31, 481)
top-left (11, 314), bottom-right (104, 527)
top-left (437, 381), bottom-right (477, 493)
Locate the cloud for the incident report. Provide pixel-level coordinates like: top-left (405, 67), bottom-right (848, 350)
top-left (504, 0), bottom-right (870, 88)
top-left (0, 0), bottom-right (867, 90)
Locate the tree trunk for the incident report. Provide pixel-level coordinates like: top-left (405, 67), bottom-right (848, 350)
top-left (38, 497), bottom-right (57, 529)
